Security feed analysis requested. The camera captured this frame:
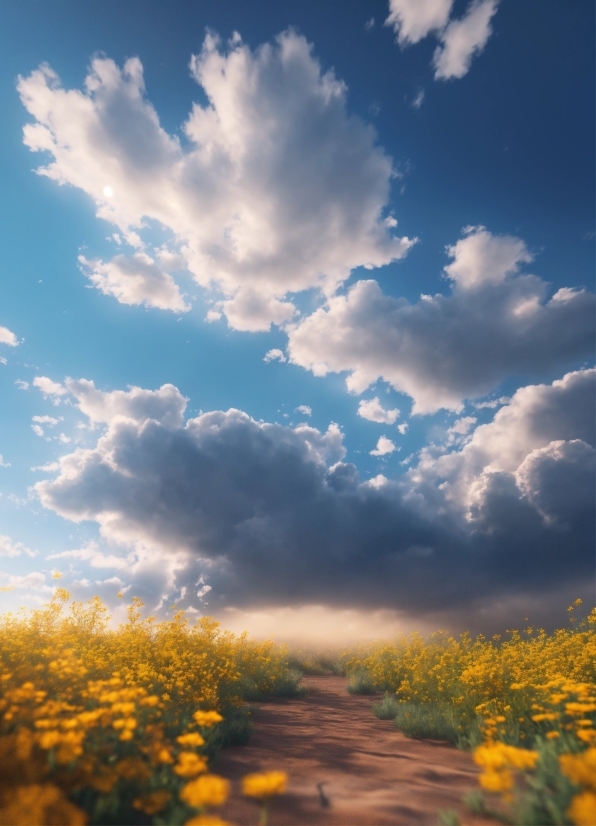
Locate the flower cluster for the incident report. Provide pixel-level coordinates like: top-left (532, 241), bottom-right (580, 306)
top-left (0, 590), bottom-right (294, 825)
top-left (344, 599), bottom-right (595, 825)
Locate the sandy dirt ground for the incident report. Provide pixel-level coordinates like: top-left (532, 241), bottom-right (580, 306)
top-left (216, 675), bottom-right (493, 826)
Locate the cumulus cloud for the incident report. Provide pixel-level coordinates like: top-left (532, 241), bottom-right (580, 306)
top-left (33, 371), bottom-right (594, 625)
top-left (0, 326), bottom-right (18, 347)
top-left (79, 253), bottom-right (190, 312)
top-left (370, 436), bottom-right (397, 456)
top-left (447, 415), bottom-right (477, 443)
top-left (433, 0), bottom-right (498, 80)
top-left (358, 397), bottom-right (400, 424)
top-left (63, 379), bottom-right (187, 427)
top-left (18, 30), bottom-right (413, 330)
top-left (287, 227), bottom-right (595, 413)
top-left (408, 368), bottom-right (596, 515)
top-left (263, 349), bottom-right (286, 363)
top-left (295, 405), bottom-right (312, 417)
top-left (385, 0), bottom-right (498, 81)
top-left (33, 376), bottom-right (67, 401)
top-left (386, 0), bottom-right (453, 45)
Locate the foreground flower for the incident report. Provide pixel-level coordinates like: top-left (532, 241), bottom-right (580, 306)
top-left (242, 771), bottom-right (287, 799)
top-left (568, 792), bottom-right (596, 826)
top-left (181, 774), bottom-right (230, 808)
top-left (184, 816), bottom-right (230, 826)
top-left (0, 783), bottom-right (86, 826)
top-left (174, 752), bottom-right (209, 777)
top-left (193, 711), bottom-right (224, 727)
top-left (559, 748), bottom-right (596, 791)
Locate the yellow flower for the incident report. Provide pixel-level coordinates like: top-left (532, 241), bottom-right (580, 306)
top-left (546, 731), bottom-right (560, 739)
top-left (184, 817), bottom-right (230, 826)
top-left (177, 732), bottom-right (206, 747)
top-left (479, 768), bottom-right (514, 792)
top-left (157, 747), bottom-right (174, 764)
top-left (174, 752), bottom-right (209, 777)
top-left (568, 792), bottom-right (596, 826)
top-left (0, 783), bottom-right (86, 826)
top-left (242, 771), bottom-right (288, 799)
top-left (559, 749), bottom-right (596, 792)
top-left (193, 710), bottom-right (223, 727)
top-left (181, 775), bottom-right (230, 808)
top-left (39, 730), bottom-right (61, 749)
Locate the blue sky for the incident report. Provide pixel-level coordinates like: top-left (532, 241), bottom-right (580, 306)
top-left (0, 0), bottom-right (593, 641)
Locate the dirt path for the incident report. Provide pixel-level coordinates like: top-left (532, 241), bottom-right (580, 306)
top-left (217, 676), bottom-right (490, 826)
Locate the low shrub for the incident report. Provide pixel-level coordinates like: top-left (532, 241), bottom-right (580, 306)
top-left (371, 693), bottom-right (401, 720)
top-left (346, 670), bottom-right (376, 695)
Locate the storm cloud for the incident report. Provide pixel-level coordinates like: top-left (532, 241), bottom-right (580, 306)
top-left (36, 370), bottom-right (594, 622)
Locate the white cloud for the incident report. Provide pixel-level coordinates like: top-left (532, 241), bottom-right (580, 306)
top-left (0, 572), bottom-right (50, 592)
top-left (448, 415), bottom-right (477, 438)
top-left (0, 456), bottom-right (10, 467)
top-left (444, 225), bottom-right (532, 288)
top-left (33, 376), bottom-right (67, 400)
top-left (412, 89), bottom-right (425, 109)
top-left (370, 435), bottom-right (397, 456)
top-left (263, 349), bottom-right (286, 363)
top-left (409, 368), bottom-right (596, 513)
top-left (385, 0), bottom-right (498, 81)
top-left (32, 415), bottom-right (61, 426)
top-left (0, 326), bottom-right (18, 347)
top-left (79, 253), bottom-right (190, 312)
top-left (385, 0), bottom-right (453, 45)
top-left (19, 31), bottom-right (414, 331)
top-left (0, 535), bottom-right (36, 558)
top-left (433, 0), bottom-right (499, 80)
top-left (358, 397), bottom-right (400, 424)
top-left (47, 541), bottom-right (132, 571)
top-left (473, 396), bottom-right (510, 409)
top-left (64, 379), bottom-right (187, 427)
top-left (15, 380), bottom-right (29, 390)
top-left (31, 424), bottom-right (45, 437)
top-left (221, 290), bottom-right (296, 333)
top-left (287, 227), bottom-right (595, 413)
top-left (397, 423), bottom-right (409, 435)
top-left (31, 461), bottom-right (61, 472)
top-left (295, 405), bottom-right (312, 417)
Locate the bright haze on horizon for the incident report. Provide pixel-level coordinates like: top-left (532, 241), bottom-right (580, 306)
top-left (0, 0), bottom-right (593, 643)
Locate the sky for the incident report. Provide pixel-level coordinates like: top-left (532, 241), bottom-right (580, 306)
top-left (0, 0), bottom-right (594, 642)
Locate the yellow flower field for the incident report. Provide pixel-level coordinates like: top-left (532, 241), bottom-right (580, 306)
top-left (0, 589), bottom-right (293, 825)
top-left (345, 600), bottom-right (596, 825)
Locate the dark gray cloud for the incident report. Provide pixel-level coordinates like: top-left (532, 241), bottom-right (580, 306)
top-left (36, 370), bottom-right (595, 623)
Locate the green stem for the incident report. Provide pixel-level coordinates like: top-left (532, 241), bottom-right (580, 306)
top-left (259, 800), bottom-right (269, 826)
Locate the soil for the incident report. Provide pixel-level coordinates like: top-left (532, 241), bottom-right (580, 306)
top-left (216, 675), bottom-right (494, 826)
